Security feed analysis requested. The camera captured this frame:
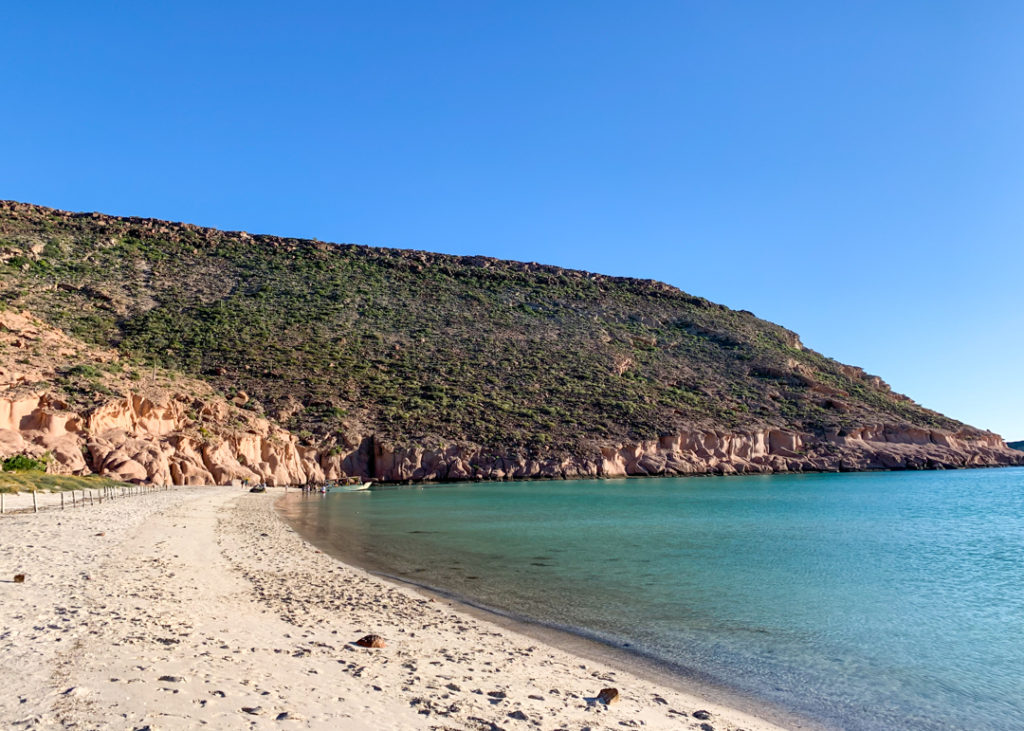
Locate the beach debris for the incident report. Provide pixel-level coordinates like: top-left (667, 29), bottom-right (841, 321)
top-left (355, 634), bottom-right (386, 648)
top-left (241, 706), bottom-right (262, 715)
top-left (508, 710), bottom-right (529, 721)
top-left (158, 675), bottom-right (185, 683)
top-left (13, 574), bottom-right (25, 583)
top-left (693, 709), bottom-right (712, 720)
top-left (597, 687), bottom-right (620, 705)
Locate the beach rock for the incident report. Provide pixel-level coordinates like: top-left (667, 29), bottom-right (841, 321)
top-left (158, 675), bottom-right (185, 683)
top-left (241, 706), bottom-right (261, 715)
top-left (699, 724), bottom-right (714, 731)
top-left (693, 709), bottom-right (712, 720)
top-left (356, 634), bottom-right (386, 648)
top-left (508, 710), bottom-right (529, 720)
top-left (596, 687), bottom-right (619, 705)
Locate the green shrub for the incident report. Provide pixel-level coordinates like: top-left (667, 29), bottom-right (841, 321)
top-left (2, 453), bottom-right (49, 472)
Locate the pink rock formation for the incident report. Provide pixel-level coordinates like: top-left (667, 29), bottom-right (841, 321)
top-left (0, 392), bottom-right (326, 486)
top-left (1, 390), bottom-right (1021, 486)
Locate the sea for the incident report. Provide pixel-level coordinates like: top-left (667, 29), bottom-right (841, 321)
top-left (278, 467), bottom-right (1024, 731)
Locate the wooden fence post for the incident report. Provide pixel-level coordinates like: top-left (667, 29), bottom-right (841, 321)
top-left (32, 489), bottom-right (38, 513)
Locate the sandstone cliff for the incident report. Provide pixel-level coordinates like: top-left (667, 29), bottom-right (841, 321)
top-left (4, 387), bottom-right (1021, 486)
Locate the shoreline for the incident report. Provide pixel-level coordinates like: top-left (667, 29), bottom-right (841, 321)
top-left (276, 488), bottom-right (829, 731)
top-left (2, 486), bottom-right (795, 729)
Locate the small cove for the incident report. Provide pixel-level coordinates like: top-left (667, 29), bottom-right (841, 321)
top-left (278, 468), bottom-right (1024, 731)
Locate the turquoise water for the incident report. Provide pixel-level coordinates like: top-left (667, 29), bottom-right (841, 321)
top-left (279, 468), bottom-right (1024, 730)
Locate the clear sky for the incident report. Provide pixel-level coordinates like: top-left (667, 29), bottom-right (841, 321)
top-left (2, 2), bottom-right (1021, 440)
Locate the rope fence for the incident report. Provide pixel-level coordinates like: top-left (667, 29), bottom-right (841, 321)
top-left (0, 483), bottom-right (179, 515)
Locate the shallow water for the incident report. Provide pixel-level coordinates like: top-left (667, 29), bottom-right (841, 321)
top-left (279, 468), bottom-right (1024, 730)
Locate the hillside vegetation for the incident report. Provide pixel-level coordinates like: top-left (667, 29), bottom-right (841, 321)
top-left (0, 201), bottom-right (970, 460)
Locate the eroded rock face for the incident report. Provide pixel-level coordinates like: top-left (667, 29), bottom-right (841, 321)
top-left (0, 391), bottom-right (325, 486)
top-left (1, 390), bottom-right (1021, 486)
top-left (365, 425), bottom-right (1023, 483)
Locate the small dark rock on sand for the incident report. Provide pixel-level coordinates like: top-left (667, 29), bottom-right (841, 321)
top-left (13, 574), bottom-right (25, 583)
top-left (597, 687), bottom-right (620, 705)
top-left (356, 634), bottom-right (386, 648)
top-left (241, 706), bottom-right (262, 715)
top-left (508, 710), bottom-right (529, 721)
top-left (693, 710), bottom-right (712, 720)
top-left (158, 675), bottom-right (184, 683)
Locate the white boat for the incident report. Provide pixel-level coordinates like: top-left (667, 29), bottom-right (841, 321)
top-left (324, 480), bottom-right (373, 492)
top-left (335, 481), bottom-right (372, 492)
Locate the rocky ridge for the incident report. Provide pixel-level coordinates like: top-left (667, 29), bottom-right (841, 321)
top-left (2, 311), bottom-right (1020, 485)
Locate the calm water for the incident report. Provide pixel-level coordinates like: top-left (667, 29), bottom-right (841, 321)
top-left (279, 468), bottom-right (1024, 730)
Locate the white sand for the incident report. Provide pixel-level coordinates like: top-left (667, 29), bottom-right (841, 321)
top-left (0, 487), bottom-right (794, 730)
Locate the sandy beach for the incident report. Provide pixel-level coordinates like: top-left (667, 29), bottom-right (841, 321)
top-left (0, 487), bottom-right (791, 730)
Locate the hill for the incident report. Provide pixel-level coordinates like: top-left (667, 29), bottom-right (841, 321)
top-left (1009, 441), bottom-right (1024, 452)
top-left (0, 200), bottom-right (1020, 484)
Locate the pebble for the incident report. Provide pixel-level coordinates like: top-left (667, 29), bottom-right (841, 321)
top-left (355, 634), bottom-right (386, 648)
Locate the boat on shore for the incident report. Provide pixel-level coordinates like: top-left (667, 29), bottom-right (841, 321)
top-left (312, 478), bottom-right (373, 493)
top-left (329, 481), bottom-right (372, 492)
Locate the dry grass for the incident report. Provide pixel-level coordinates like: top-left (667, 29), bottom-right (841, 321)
top-left (0, 472), bottom-right (126, 494)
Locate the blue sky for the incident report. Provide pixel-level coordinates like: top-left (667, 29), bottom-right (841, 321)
top-left (3, 2), bottom-right (1021, 439)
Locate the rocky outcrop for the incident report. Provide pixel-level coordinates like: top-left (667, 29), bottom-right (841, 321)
top-left (1, 390), bottom-right (1021, 486)
top-left (0, 392), bottom-right (326, 486)
top-left (359, 425), bottom-right (1023, 482)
